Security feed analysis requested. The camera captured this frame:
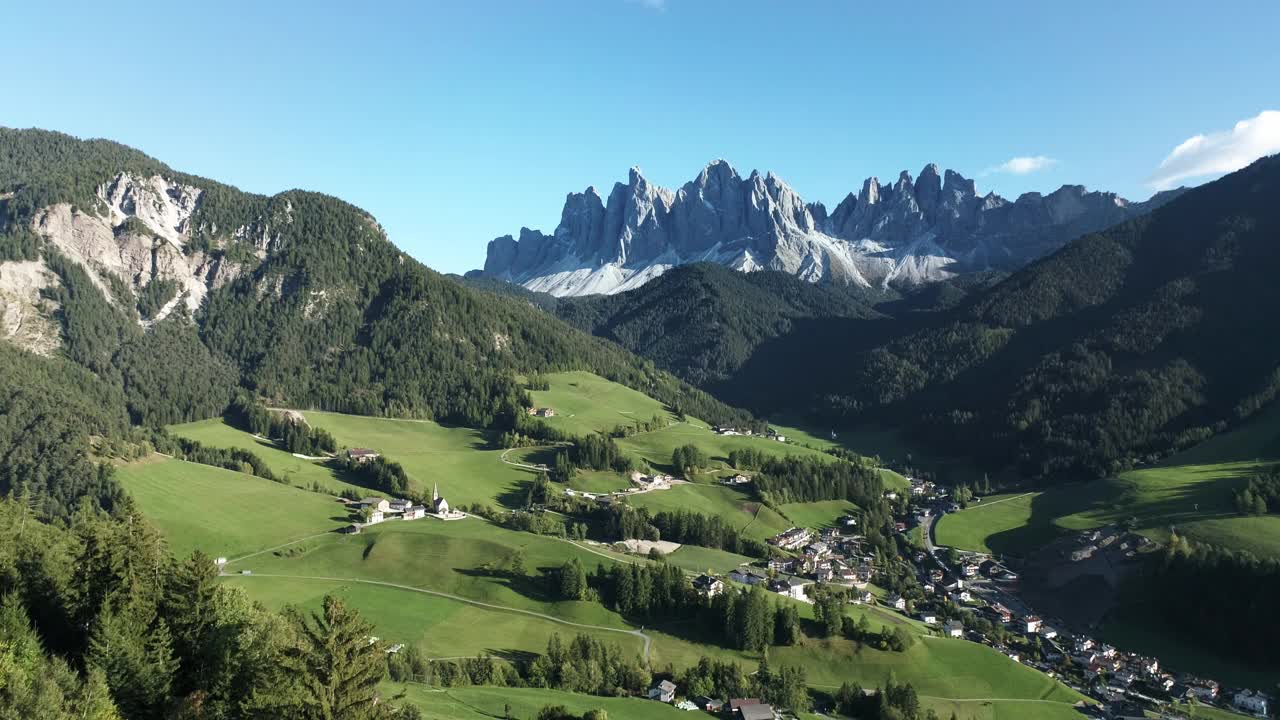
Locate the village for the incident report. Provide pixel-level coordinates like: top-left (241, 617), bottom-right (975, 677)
top-left (664, 474), bottom-right (1271, 720)
top-left (340, 448), bottom-right (467, 532)
top-left (331, 437), bottom-right (1268, 720)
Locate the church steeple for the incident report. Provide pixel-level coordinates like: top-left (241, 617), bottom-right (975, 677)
top-left (433, 483), bottom-right (439, 502)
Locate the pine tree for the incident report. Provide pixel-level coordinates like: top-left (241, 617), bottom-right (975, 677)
top-left (88, 600), bottom-right (178, 720)
top-left (163, 550), bottom-right (221, 693)
top-left (281, 595), bottom-right (387, 720)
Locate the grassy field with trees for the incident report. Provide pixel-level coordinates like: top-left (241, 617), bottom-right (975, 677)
top-left (935, 404), bottom-right (1280, 558)
top-left (115, 456), bottom-right (344, 558)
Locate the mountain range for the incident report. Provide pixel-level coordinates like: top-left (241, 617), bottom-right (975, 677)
top-left (5, 126), bottom-right (1279, 493)
top-left (537, 155), bottom-right (1280, 482)
top-left (477, 160), bottom-right (1183, 296)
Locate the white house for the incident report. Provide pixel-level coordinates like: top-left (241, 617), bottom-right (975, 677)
top-left (388, 499), bottom-right (413, 514)
top-left (367, 510), bottom-right (384, 524)
top-left (1233, 691), bottom-right (1268, 717)
top-left (648, 680), bottom-right (677, 703)
top-left (1023, 616), bottom-right (1042, 634)
top-left (770, 576), bottom-right (810, 601)
top-left (359, 497), bottom-right (390, 513)
top-left (943, 621), bottom-right (964, 638)
top-left (1039, 626), bottom-right (1058, 640)
top-left (403, 505), bottom-right (426, 520)
top-left (919, 612), bottom-right (939, 625)
top-left (692, 574), bottom-right (724, 598)
top-left (887, 594), bottom-right (907, 611)
top-left (851, 590), bottom-right (874, 605)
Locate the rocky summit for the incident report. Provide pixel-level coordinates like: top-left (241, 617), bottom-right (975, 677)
top-left (478, 160), bottom-right (1181, 296)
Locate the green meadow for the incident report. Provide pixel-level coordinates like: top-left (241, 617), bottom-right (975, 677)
top-left (299, 411), bottom-right (535, 509)
top-left (117, 371), bottom-right (1093, 717)
top-left (168, 418), bottom-right (365, 494)
top-left (935, 404), bottom-right (1280, 558)
top-left (221, 574), bottom-right (646, 661)
top-left (116, 456), bottom-right (345, 559)
top-left (627, 482), bottom-right (793, 542)
top-left (526, 370), bottom-right (677, 437)
top-left (778, 499), bottom-right (859, 529)
top-left (388, 684), bottom-right (689, 720)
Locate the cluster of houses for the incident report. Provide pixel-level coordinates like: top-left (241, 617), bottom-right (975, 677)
top-left (344, 483), bottom-right (462, 533)
top-left (526, 407), bottom-right (556, 418)
top-left (720, 473), bottom-right (751, 486)
top-left (712, 427), bottom-right (786, 443)
top-left (913, 517), bottom-right (1270, 719)
top-left (631, 472), bottom-right (675, 490)
top-left (647, 679), bottom-right (778, 720)
top-left (1066, 526), bottom-right (1152, 562)
top-left (709, 523), bottom-right (885, 603)
top-left (765, 524), bottom-right (878, 588)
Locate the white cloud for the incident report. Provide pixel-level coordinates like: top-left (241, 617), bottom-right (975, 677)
top-left (985, 155), bottom-right (1057, 176)
top-left (1149, 110), bottom-right (1280, 190)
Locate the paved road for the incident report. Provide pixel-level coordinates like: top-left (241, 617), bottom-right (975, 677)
top-left (223, 571), bottom-right (652, 662)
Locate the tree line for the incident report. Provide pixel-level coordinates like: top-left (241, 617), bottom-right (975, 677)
top-left (1140, 533), bottom-right (1280, 664)
top-left (0, 499), bottom-right (417, 719)
top-left (1234, 464), bottom-right (1280, 515)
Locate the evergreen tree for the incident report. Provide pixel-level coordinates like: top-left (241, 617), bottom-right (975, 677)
top-left (281, 595), bottom-right (388, 720)
top-left (87, 600), bottom-right (178, 720)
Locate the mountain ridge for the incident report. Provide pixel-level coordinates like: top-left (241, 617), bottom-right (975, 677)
top-left (479, 159), bottom-right (1183, 296)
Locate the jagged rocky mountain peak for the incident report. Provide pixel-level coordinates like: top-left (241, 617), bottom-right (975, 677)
top-left (479, 160), bottom-right (1182, 297)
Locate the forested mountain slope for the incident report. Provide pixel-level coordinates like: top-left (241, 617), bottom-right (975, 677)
top-left (745, 154), bottom-right (1280, 480)
top-left (0, 128), bottom-right (749, 516)
top-left (551, 264), bottom-right (883, 387)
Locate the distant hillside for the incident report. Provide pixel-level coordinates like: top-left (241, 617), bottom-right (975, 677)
top-left (551, 263), bottom-right (883, 387)
top-left (745, 154), bottom-right (1280, 481)
top-left (0, 128), bottom-right (752, 516)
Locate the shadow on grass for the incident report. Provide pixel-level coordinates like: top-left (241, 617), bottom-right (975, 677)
top-left (453, 566), bottom-right (558, 604)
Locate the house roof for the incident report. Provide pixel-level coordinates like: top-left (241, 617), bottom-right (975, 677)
top-left (657, 679), bottom-right (677, 692)
top-left (729, 698), bottom-right (762, 710)
top-left (739, 704), bottom-right (774, 720)
top-left (349, 448), bottom-right (377, 456)
top-left (360, 497), bottom-right (386, 505)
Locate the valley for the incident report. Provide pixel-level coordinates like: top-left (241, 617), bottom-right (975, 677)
top-left (114, 372), bottom-right (1099, 720)
top-left (2, 125), bottom-right (1277, 720)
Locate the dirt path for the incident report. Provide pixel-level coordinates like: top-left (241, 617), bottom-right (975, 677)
top-left (968, 492), bottom-right (1035, 509)
top-left (225, 531), bottom-right (337, 563)
top-left (225, 571), bottom-right (651, 662)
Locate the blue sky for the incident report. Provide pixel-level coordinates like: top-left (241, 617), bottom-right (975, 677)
top-left (3, 0), bottom-right (1279, 273)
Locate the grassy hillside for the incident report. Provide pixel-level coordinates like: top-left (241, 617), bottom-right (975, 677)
top-left (168, 418), bottom-right (365, 494)
top-left (221, 574), bottom-right (647, 661)
top-left (935, 403), bottom-right (1280, 558)
top-left (116, 456), bottom-right (344, 558)
top-left (299, 411), bottom-right (534, 508)
top-left (527, 370), bottom-right (677, 437)
top-left (778, 500), bottom-right (860, 529)
top-left (390, 684), bottom-right (688, 720)
top-left (122, 370), bottom-right (1093, 715)
top-left (628, 482), bottom-right (793, 542)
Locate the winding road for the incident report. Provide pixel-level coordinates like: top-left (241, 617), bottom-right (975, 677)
top-left (223, 571), bottom-right (651, 662)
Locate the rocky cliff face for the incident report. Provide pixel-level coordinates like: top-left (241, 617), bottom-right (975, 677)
top-left (479, 161), bottom-right (1181, 296)
top-left (0, 172), bottom-right (273, 352)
